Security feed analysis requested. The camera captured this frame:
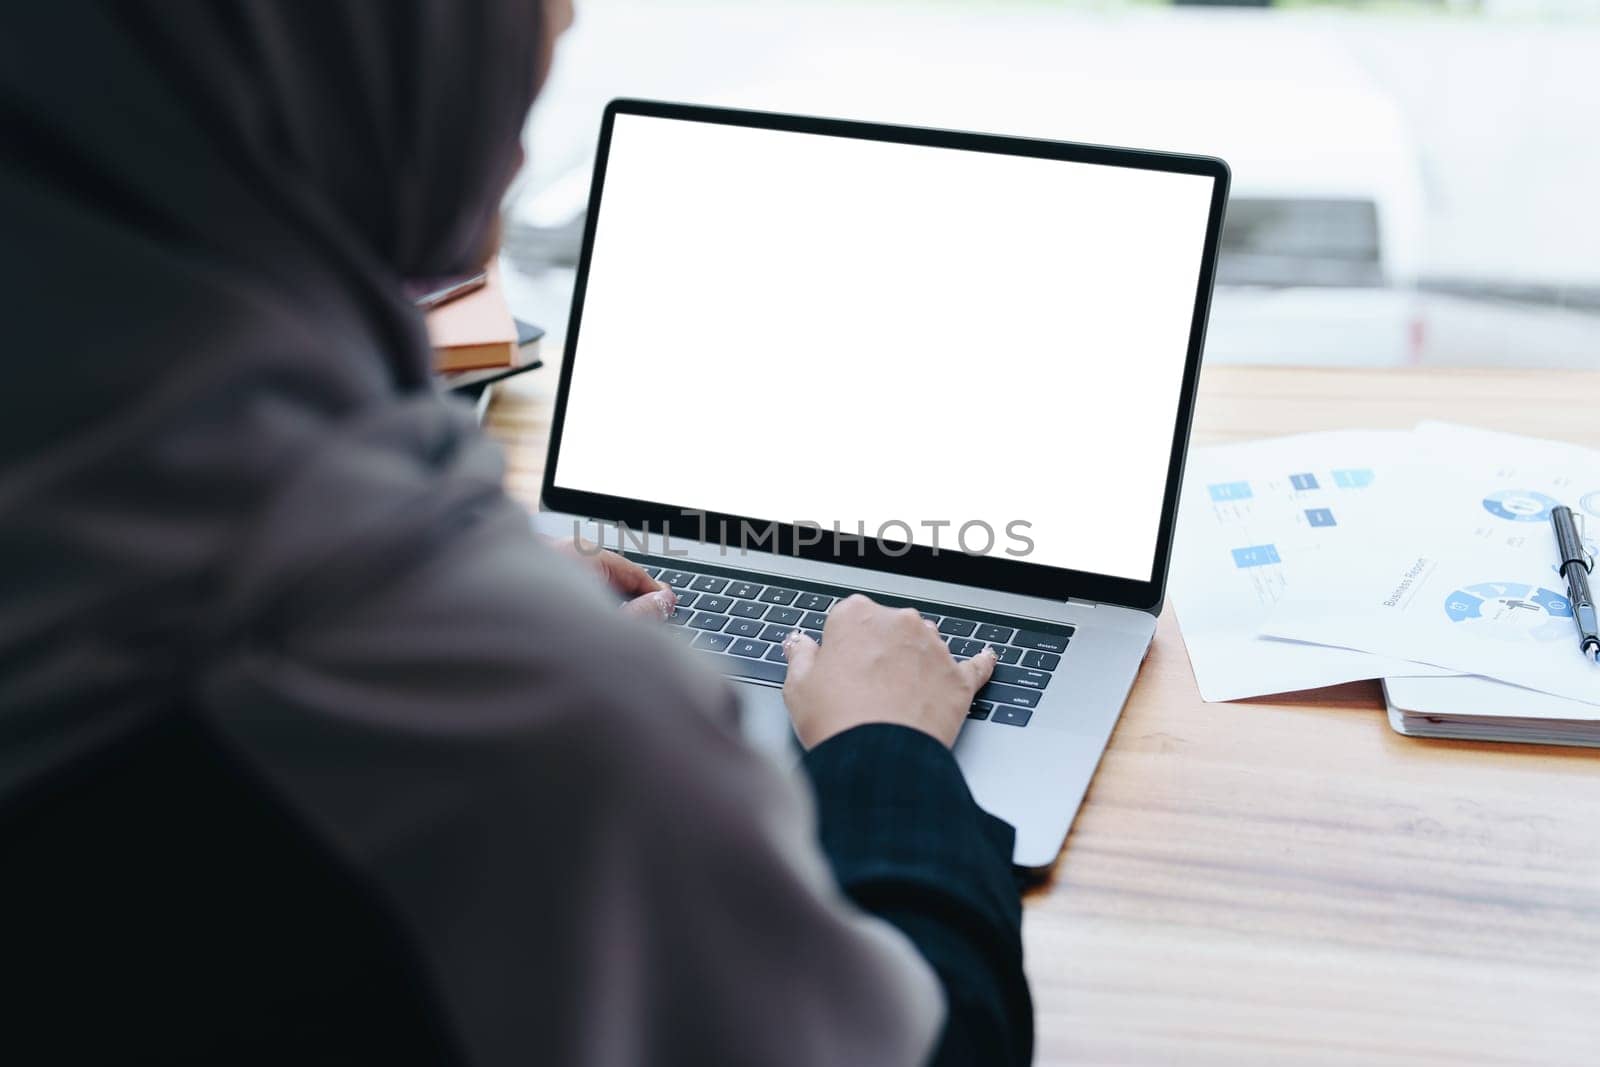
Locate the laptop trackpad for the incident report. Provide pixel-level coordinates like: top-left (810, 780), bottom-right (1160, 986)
top-left (731, 680), bottom-right (801, 758)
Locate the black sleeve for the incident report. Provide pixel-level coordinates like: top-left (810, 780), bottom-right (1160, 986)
top-left (801, 724), bottom-right (1033, 1066)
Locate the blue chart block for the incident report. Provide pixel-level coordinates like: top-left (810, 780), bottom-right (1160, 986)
top-left (1333, 468), bottom-right (1374, 489)
top-left (1290, 473), bottom-right (1319, 491)
top-left (1232, 544), bottom-right (1281, 569)
top-left (1304, 507), bottom-right (1336, 527)
top-left (1482, 489), bottom-right (1559, 523)
top-left (1209, 481), bottom-right (1252, 502)
top-left (1444, 591), bottom-right (1484, 622)
top-left (1531, 586), bottom-right (1573, 617)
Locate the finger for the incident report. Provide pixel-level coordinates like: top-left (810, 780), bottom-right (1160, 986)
top-left (956, 645), bottom-right (998, 693)
top-left (621, 588), bottom-right (677, 622)
top-left (830, 594), bottom-right (873, 623)
top-left (823, 594), bottom-right (883, 642)
top-left (780, 630), bottom-right (818, 683)
top-left (597, 549), bottom-right (666, 597)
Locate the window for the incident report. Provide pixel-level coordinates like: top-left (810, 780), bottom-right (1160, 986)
top-left (506, 0), bottom-right (1600, 370)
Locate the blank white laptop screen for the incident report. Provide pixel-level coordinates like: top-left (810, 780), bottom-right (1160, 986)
top-left (553, 112), bottom-right (1214, 583)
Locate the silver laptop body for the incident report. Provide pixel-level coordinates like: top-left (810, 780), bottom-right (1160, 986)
top-left (537, 100), bottom-right (1229, 867)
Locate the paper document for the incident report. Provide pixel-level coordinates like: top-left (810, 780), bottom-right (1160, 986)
top-left (1262, 424), bottom-right (1600, 707)
top-left (1266, 547), bottom-right (1600, 706)
top-left (1170, 430), bottom-right (1449, 701)
top-left (1409, 422), bottom-right (1600, 561)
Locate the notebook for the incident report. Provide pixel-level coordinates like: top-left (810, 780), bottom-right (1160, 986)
top-left (1383, 675), bottom-right (1600, 748)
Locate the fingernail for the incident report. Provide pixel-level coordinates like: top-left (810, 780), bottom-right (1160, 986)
top-left (656, 591), bottom-right (675, 619)
top-left (781, 629), bottom-right (802, 648)
top-left (984, 644), bottom-right (999, 658)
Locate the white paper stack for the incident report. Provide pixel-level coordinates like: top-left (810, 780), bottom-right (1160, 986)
top-left (1383, 676), bottom-right (1600, 749)
top-left (1171, 423), bottom-right (1600, 746)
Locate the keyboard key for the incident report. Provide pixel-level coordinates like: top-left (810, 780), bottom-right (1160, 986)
top-left (765, 644), bottom-right (790, 662)
top-left (758, 587), bottom-right (798, 606)
top-left (759, 624), bottom-right (793, 644)
top-left (938, 617), bottom-right (977, 637)
top-left (803, 629), bottom-right (823, 644)
top-left (689, 612), bottom-right (730, 632)
top-left (730, 600), bottom-right (766, 618)
top-left (727, 581), bottom-right (763, 600)
top-left (967, 700), bottom-right (993, 721)
top-left (974, 623), bottom-right (1015, 644)
top-left (667, 625), bottom-right (696, 641)
top-left (693, 632), bottom-right (734, 652)
top-left (668, 606), bottom-right (693, 625)
top-left (691, 575), bottom-right (728, 593)
top-left (1022, 650), bottom-right (1060, 671)
top-left (641, 567), bottom-right (662, 578)
top-left (992, 665), bottom-right (1050, 690)
top-left (1013, 628), bottom-right (1072, 654)
top-left (948, 637), bottom-right (985, 658)
top-left (800, 611), bottom-right (829, 630)
top-left (995, 646), bottom-right (1022, 665)
top-left (660, 570), bottom-right (695, 588)
top-left (729, 638), bottom-right (772, 659)
top-left (977, 681), bottom-right (1041, 708)
top-left (725, 618), bottom-right (765, 639)
top-left (794, 592), bottom-right (833, 612)
top-left (765, 606), bottom-right (803, 626)
top-left (992, 706), bottom-right (1033, 728)
top-left (919, 613), bottom-right (941, 624)
top-left (673, 591), bottom-right (699, 609)
top-left (697, 595), bottom-right (734, 614)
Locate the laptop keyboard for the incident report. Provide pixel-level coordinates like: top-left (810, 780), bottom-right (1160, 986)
top-left (628, 553), bottom-right (1074, 729)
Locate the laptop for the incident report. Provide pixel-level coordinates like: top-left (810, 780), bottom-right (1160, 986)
top-left (537, 99), bottom-right (1229, 867)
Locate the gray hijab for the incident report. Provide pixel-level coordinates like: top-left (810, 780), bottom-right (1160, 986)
top-left (0, 3), bottom-right (942, 1064)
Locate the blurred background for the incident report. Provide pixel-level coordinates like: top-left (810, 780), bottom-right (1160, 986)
top-left (501, 0), bottom-right (1600, 369)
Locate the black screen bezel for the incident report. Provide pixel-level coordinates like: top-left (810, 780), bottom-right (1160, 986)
top-left (540, 98), bottom-right (1230, 613)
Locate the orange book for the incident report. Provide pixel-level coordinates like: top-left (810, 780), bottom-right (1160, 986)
top-left (424, 263), bottom-right (523, 372)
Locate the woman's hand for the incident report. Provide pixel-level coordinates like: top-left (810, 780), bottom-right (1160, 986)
top-left (781, 595), bottom-right (997, 749)
top-left (552, 538), bottom-right (677, 621)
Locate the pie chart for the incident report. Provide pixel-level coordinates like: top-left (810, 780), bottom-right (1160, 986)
top-left (1482, 489), bottom-right (1560, 522)
top-left (1444, 581), bottom-right (1572, 642)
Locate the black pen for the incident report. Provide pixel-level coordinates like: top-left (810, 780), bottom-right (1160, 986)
top-left (1551, 505), bottom-right (1600, 663)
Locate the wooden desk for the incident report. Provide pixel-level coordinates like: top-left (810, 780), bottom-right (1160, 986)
top-left (486, 364), bottom-right (1600, 1065)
